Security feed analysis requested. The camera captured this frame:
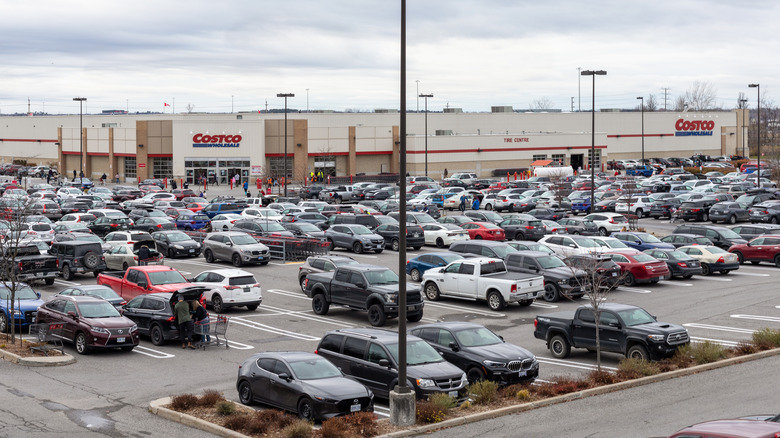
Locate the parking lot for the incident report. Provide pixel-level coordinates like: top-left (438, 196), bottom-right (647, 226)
top-left (3, 211), bottom-right (779, 434)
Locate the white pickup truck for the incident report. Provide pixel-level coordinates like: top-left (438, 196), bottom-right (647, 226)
top-left (421, 257), bottom-right (545, 311)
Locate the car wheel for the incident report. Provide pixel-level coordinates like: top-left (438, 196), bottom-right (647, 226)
top-left (487, 290), bottom-right (505, 311)
top-left (168, 248), bottom-right (175, 259)
top-left (212, 295), bottom-right (224, 313)
top-left (729, 215), bottom-right (738, 224)
top-left (312, 294), bottom-right (329, 315)
top-left (238, 381), bottom-right (253, 405)
top-left (435, 237), bottom-right (445, 248)
top-left (391, 239), bottom-right (400, 251)
top-left (204, 250), bottom-right (214, 263)
top-left (635, 208), bottom-right (643, 217)
top-left (232, 253), bottom-right (243, 267)
top-left (413, 246), bottom-right (421, 251)
top-left (543, 283), bottom-right (560, 302)
top-left (623, 272), bottom-right (636, 287)
top-left (74, 332), bottom-right (90, 355)
top-left (424, 282), bottom-right (440, 301)
top-left (627, 344), bottom-right (650, 361)
top-left (246, 304), bottom-right (258, 311)
top-left (701, 263), bottom-right (711, 276)
top-left (734, 251), bottom-right (744, 264)
top-left (352, 242), bottom-right (364, 254)
top-left (598, 227), bottom-right (608, 236)
top-left (485, 203), bottom-right (493, 211)
top-left (475, 235), bottom-right (483, 240)
top-left (407, 312), bottom-right (423, 322)
top-left (0, 313), bottom-right (7, 333)
top-left (774, 255), bottom-right (780, 268)
top-left (410, 268), bottom-right (421, 282)
top-left (549, 334), bottom-right (571, 359)
top-left (299, 276), bottom-right (307, 292)
top-left (122, 262), bottom-right (129, 271)
top-left (44, 277), bottom-right (55, 286)
top-left (326, 238), bottom-right (335, 251)
top-left (150, 324), bottom-right (165, 346)
top-left (367, 304), bottom-right (387, 327)
top-left (702, 212), bottom-right (709, 222)
top-left (298, 397), bottom-right (315, 421)
top-left (467, 367), bottom-right (486, 384)
top-left (222, 225), bottom-right (229, 231)
top-left (83, 251), bottom-right (100, 269)
top-left (62, 264), bottom-right (73, 281)
top-left (769, 216), bottom-right (779, 224)
top-left (514, 232), bottom-right (525, 241)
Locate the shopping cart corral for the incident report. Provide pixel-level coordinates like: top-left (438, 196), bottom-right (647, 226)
top-left (194, 314), bottom-right (229, 349)
top-left (255, 236), bottom-right (330, 262)
top-left (29, 323), bottom-right (65, 356)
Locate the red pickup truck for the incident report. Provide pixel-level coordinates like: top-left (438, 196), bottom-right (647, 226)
top-left (97, 266), bottom-right (192, 301)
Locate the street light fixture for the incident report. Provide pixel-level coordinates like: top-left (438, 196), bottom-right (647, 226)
top-left (277, 93), bottom-right (295, 197)
top-left (636, 96), bottom-right (644, 164)
top-left (419, 93), bottom-right (433, 176)
top-left (739, 98), bottom-right (748, 158)
top-left (580, 70), bottom-right (606, 212)
top-left (749, 84), bottom-right (760, 187)
top-left (73, 97), bottom-right (87, 177)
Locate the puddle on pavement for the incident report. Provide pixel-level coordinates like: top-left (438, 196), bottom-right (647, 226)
top-left (42, 401), bottom-right (118, 435)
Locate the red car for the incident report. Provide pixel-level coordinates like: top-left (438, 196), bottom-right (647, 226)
top-left (186, 201), bottom-right (208, 213)
top-left (605, 251), bottom-right (670, 286)
top-left (172, 189), bottom-right (198, 201)
top-left (461, 221), bottom-right (505, 241)
top-left (729, 235), bottom-right (780, 267)
top-left (36, 295), bottom-right (139, 354)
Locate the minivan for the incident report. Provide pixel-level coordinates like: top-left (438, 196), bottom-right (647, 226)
top-left (448, 240), bottom-right (518, 259)
top-left (672, 224), bottom-right (748, 250)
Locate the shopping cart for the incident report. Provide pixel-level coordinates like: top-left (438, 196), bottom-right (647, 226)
top-left (29, 323), bottom-right (65, 356)
top-left (194, 314), bottom-right (230, 349)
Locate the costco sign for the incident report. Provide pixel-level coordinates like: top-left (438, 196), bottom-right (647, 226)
top-left (192, 133), bottom-right (242, 147)
top-left (675, 119), bottom-right (714, 137)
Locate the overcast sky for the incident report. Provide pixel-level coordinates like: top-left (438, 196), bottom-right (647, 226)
top-left (1, 0), bottom-right (778, 115)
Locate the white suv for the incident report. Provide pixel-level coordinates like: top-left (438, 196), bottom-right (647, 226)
top-left (190, 268), bottom-right (263, 312)
top-left (450, 172), bottom-right (478, 184)
top-left (614, 196), bottom-right (654, 217)
top-left (582, 213), bottom-right (629, 236)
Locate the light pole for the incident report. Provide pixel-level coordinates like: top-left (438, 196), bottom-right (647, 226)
top-left (580, 70), bottom-right (606, 211)
top-left (415, 80), bottom-right (419, 112)
top-left (73, 97), bottom-right (86, 177)
top-left (419, 93), bottom-right (433, 176)
top-left (277, 93), bottom-right (294, 196)
top-left (306, 88), bottom-right (309, 113)
top-left (740, 98), bottom-right (748, 158)
top-left (636, 96), bottom-right (644, 164)
top-left (749, 84), bottom-right (760, 186)
top-left (577, 67), bottom-right (582, 111)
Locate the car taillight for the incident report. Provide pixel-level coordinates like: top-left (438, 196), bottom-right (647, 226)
top-left (691, 209), bottom-right (700, 213)
top-left (677, 262), bottom-right (687, 267)
top-left (231, 220), bottom-right (237, 224)
top-left (609, 218), bottom-right (615, 224)
top-left (133, 256), bottom-right (138, 261)
top-left (717, 256), bottom-right (725, 263)
top-left (156, 224), bottom-right (163, 228)
top-left (406, 260), bottom-right (410, 265)
top-left (525, 226), bottom-right (534, 229)
top-left (225, 285), bottom-right (240, 290)
top-left (56, 259), bottom-right (59, 267)
top-left (167, 316), bottom-right (176, 322)
top-left (533, 318), bottom-right (538, 328)
top-left (111, 223), bottom-right (118, 227)
top-left (120, 301), bottom-right (127, 306)
top-left (18, 262), bottom-right (23, 271)
top-left (510, 284), bottom-right (517, 293)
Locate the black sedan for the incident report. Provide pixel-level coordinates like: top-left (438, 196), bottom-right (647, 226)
top-left (151, 230), bottom-right (201, 258)
top-left (121, 287), bottom-right (206, 345)
top-left (643, 249), bottom-right (703, 279)
top-left (88, 216), bottom-right (132, 237)
top-left (133, 217), bottom-right (176, 233)
top-left (409, 322), bottom-right (538, 384)
top-left (281, 222), bottom-right (326, 238)
top-left (236, 351), bottom-right (374, 421)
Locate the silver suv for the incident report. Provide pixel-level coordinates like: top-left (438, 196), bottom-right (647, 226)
top-left (324, 224), bottom-right (384, 254)
top-left (202, 231), bottom-right (271, 267)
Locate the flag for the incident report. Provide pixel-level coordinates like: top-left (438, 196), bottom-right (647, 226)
top-left (164, 102), bottom-right (170, 107)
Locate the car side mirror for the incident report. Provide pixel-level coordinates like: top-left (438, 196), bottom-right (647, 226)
top-left (137, 281), bottom-right (148, 289)
top-left (278, 373), bottom-right (291, 381)
top-left (608, 321), bottom-right (620, 328)
top-left (378, 359), bottom-right (391, 368)
top-left (355, 281), bottom-right (366, 289)
top-left (36, 292), bottom-right (41, 299)
top-left (448, 342), bottom-right (460, 352)
top-left (67, 311), bottom-right (78, 319)
top-left (226, 242), bottom-right (233, 246)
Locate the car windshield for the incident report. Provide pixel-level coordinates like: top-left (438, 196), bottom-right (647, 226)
top-left (0, 286), bottom-right (38, 300)
top-left (537, 255), bottom-right (566, 269)
top-left (232, 235), bottom-right (259, 245)
top-left (454, 327), bottom-right (503, 347)
top-left (592, 238), bottom-right (629, 249)
top-left (296, 223), bottom-right (320, 232)
top-left (440, 254), bottom-right (463, 264)
top-left (167, 233), bottom-right (192, 242)
top-left (669, 251), bottom-right (692, 260)
top-left (708, 246), bottom-right (728, 254)
top-left (631, 253), bottom-right (656, 263)
top-left (490, 246), bottom-right (517, 259)
top-left (352, 225), bottom-right (373, 235)
top-left (364, 269), bottom-right (399, 285)
top-left (148, 211), bottom-right (167, 218)
top-left (83, 287), bottom-right (119, 299)
top-left (74, 235), bottom-right (102, 243)
top-left (572, 237), bottom-right (600, 248)
top-left (78, 301), bottom-right (121, 318)
top-left (260, 223), bottom-right (286, 232)
top-left (387, 340), bottom-right (444, 366)
top-left (147, 270), bottom-right (187, 285)
top-left (288, 357), bottom-right (342, 380)
top-left (617, 308), bottom-right (656, 327)
top-left (637, 233), bottom-right (662, 243)
top-left (718, 229), bottom-right (743, 239)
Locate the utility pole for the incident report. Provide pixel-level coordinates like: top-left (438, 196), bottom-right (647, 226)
top-left (661, 87), bottom-right (670, 111)
top-left (571, 97), bottom-right (574, 112)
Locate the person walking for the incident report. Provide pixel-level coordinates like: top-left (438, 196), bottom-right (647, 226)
top-left (101, 173), bottom-right (107, 185)
top-left (243, 180), bottom-right (249, 194)
top-left (174, 296), bottom-right (195, 349)
top-left (192, 300), bottom-right (210, 344)
top-left (171, 179), bottom-right (177, 190)
top-left (472, 196), bottom-right (480, 210)
top-left (459, 194), bottom-right (467, 213)
top-left (73, 169), bottom-right (77, 180)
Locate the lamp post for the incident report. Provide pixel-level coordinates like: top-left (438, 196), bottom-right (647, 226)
top-left (73, 97), bottom-right (86, 177)
top-left (636, 96), bottom-right (644, 164)
top-left (419, 93), bottom-right (433, 177)
top-left (739, 98), bottom-right (748, 158)
top-left (749, 84), bottom-right (760, 186)
top-left (577, 67), bottom-right (581, 111)
top-left (580, 70), bottom-right (606, 211)
top-left (277, 93), bottom-right (295, 197)
top-left (416, 80), bottom-right (420, 112)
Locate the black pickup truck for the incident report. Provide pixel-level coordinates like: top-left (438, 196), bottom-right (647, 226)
top-left (303, 264), bottom-right (424, 327)
top-left (1, 245), bottom-right (59, 285)
top-left (533, 303), bottom-right (689, 361)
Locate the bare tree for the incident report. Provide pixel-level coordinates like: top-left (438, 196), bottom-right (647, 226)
top-left (645, 94), bottom-right (658, 112)
top-left (737, 92), bottom-right (749, 109)
top-left (673, 96), bottom-right (688, 112)
top-left (683, 81), bottom-right (718, 111)
top-left (530, 97), bottom-right (554, 110)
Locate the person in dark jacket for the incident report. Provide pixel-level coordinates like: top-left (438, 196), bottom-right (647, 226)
top-left (192, 300), bottom-right (210, 343)
top-left (138, 245), bottom-right (150, 266)
top-left (174, 296), bottom-right (195, 349)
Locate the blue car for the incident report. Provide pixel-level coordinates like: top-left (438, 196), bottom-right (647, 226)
top-left (201, 202), bottom-right (243, 219)
top-left (174, 211), bottom-right (211, 231)
top-left (611, 232), bottom-right (675, 251)
top-left (0, 283), bottom-right (45, 333)
top-left (406, 251), bottom-right (465, 282)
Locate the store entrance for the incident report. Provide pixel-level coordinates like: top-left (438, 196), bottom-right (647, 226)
top-left (571, 154), bottom-right (584, 174)
top-left (185, 158), bottom-right (250, 186)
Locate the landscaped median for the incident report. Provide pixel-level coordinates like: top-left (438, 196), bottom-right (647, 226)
top-left (0, 339), bottom-right (75, 367)
top-left (151, 329), bottom-right (780, 438)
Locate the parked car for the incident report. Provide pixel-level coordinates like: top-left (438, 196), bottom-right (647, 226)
top-left (672, 224), bottom-right (748, 250)
top-left (297, 255), bottom-right (359, 292)
top-left (728, 235), bottom-right (780, 267)
top-left (582, 213), bottom-right (628, 236)
top-left (233, 220), bottom-right (295, 238)
top-left (315, 328), bottom-right (468, 400)
top-left (324, 224), bottom-right (384, 254)
top-left (190, 269), bottom-right (262, 312)
top-left (36, 295), bottom-right (139, 354)
top-left (52, 285), bottom-right (127, 309)
top-left (730, 224), bottom-right (780, 241)
top-left (463, 210), bottom-right (505, 225)
top-left (172, 211), bottom-right (211, 231)
top-left (103, 231), bottom-right (153, 249)
top-left (563, 253), bottom-right (622, 290)
top-left (678, 245), bottom-right (740, 275)
top-left (88, 216), bottom-right (133, 237)
top-left (643, 248), bottom-right (703, 279)
top-left (0, 283), bottom-right (44, 333)
top-left (708, 201), bottom-right (750, 224)
top-left (236, 351), bottom-right (374, 421)
top-left (210, 213), bottom-right (244, 231)
top-left (448, 240), bottom-right (518, 259)
top-left (507, 240), bottom-right (557, 256)
top-left (610, 232), bottom-right (675, 251)
top-left (505, 251), bottom-right (586, 302)
top-left (151, 230), bottom-right (201, 258)
top-left (604, 251), bottom-right (670, 286)
top-left (48, 241), bottom-right (107, 280)
top-left (649, 198), bottom-right (683, 219)
top-left (410, 322), bottom-right (538, 384)
top-left (374, 223), bottom-right (425, 251)
top-left (121, 287), bottom-right (206, 345)
top-left (202, 231), bottom-right (271, 266)
top-left (405, 252), bottom-right (465, 282)
top-left (555, 217), bottom-right (599, 236)
top-left (748, 202), bottom-right (780, 224)
top-left (659, 233), bottom-right (714, 248)
top-left (537, 234), bottom-right (601, 257)
top-left (497, 217), bottom-right (545, 241)
top-left (133, 217), bottom-right (176, 233)
top-left (460, 221), bottom-right (506, 241)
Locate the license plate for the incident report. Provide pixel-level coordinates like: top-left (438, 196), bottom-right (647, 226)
top-left (518, 371), bottom-right (527, 377)
top-left (448, 391), bottom-right (458, 398)
top-left (243, 288), bottom-right (250, 292)
top-left (612, 272), bottom-right (617, 277)
top-left (189, 249), bottom-right (194, 253)
top-left (36, 272), bottom-right (44, 277)
top-left (258, 256), bottom-right (264, 260)
top-left (407, 305), bottom-right (415, 311)
top-left (350, 404), bottom-right (361, 412)
top-left (117, 337), bottom-right (125, 343)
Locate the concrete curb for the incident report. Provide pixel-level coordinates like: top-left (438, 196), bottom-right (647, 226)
top-left (376, 347), bottom-right (780, 438)
top-left (149, 397), bottom-right (249, 438)
top-left (0, 348), bottom-right (76, 367)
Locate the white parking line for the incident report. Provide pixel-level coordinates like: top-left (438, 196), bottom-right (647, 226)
top-left (133, 345), bottom-right (175, 359)
top-left (731, 272), bottom-right (771, 277)
top-left (694, 277), bottom-right (733, 282)
top-left (530, 302), bottom-right (559, 309)
top-left (266, 289), bottom-right (310, 301)
top-left (258, 304), bottom-right (357, 328)
top-left (683, 323), bottom-right (755, 334)
top-left (731, 314), bottom-right (780, 324)
top-left (618, 287), bottom-right (652, 294)
top-left (690, 337), bottom-right (741, 347)
top-left (425, 301), bottom-right (506, 318)
top-left (347, 253), bottom-right (378, 259)
top-left (537, 357), bottom-right (618, 372)
top-left (224, 340), bottom-right (254, 350)
top-left (670, 282), bottom-right (693, 287)
top-left (53, 279), bottom-right (81, 287)
top-left (231, 317), bottom-right (321, 341)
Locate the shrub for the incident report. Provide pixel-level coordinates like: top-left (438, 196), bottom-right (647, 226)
top-left (516, 389), bottom-right (531, 401)
top-left (459, 400), bottom-right (472, 410)
top-left (468, 380), bottom-right (499, 405)
top-left (320, 413), bottom-right (379, 438)
top-left (428, 393), bottom-right (457, 411)
top-left (416, 401), bottom-right (447, 424)
top-left (215, 400), bottom-right (236, 416)
top-left (734, 341), bottom-right (758, 356)
top-left (169, 394), bottom-right (198, 411)
top-left (679, 341), bottom-right (727, 365)
top-left (282, 419), bottom-right (313, 438)
top-left (343, 412), bottom-right (378, 437)
top-left (223, 413), bottom-right (251, 431)
top-left (617, 358), bottom-right (661, 379)
top-left (586, 370), bottom-right (621, 386)
top-left (320, 417), bottom-right (349, 438)
top-left (532, 383), bottom-right (556, 398)
top-left (197, 389), bottom-right (224, 407)
top-left (752, 328), bottom-right (780, 350)
top-left (550, 377), bottom-right (584, 395)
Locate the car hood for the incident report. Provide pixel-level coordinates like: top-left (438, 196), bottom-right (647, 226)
top-left (146, 282), bottom-right (193, 294)
top-left (465, 342), bottom-right (535, 361)
top-left (370, 283), bottom-right (422, 294)
top-left (170, 240), bottom-right (200, 248)
top-left (542, 266), bottom-right (585, 280)
top-left (300, 376), bottom-right (372, 399)
top-left (9, 298), bottom-right (45, 312)
top-left (408, 360), bottom-right (464, 380)
top-left (629, 321), bottom-right (687, 335)
top-left (86, 316), bottom-right (136, 329)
